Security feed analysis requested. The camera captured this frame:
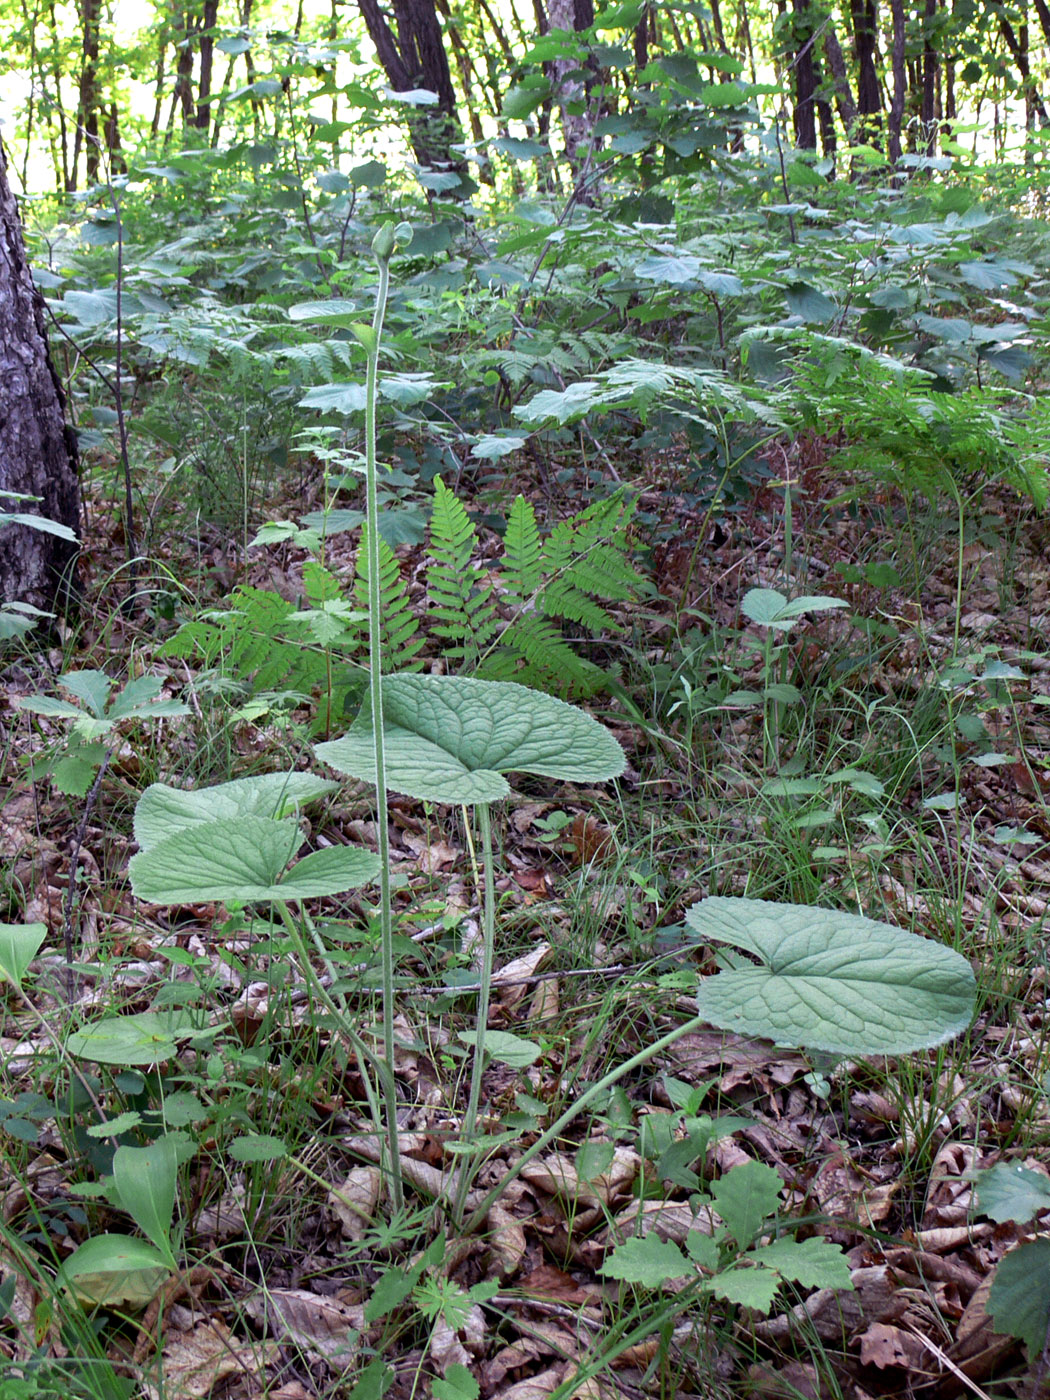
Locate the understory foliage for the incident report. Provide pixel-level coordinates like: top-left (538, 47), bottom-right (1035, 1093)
top-left (2, 26), bottom-right (1050, 1400)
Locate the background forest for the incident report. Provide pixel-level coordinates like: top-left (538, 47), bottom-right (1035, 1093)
top-left (1, 2), bottom-right (1050, 1400)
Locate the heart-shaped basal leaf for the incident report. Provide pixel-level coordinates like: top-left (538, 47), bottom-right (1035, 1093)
top-left (315, 674), bottom-right (625, 805)
top-left (687, 898), bottom-right (975, 1056)
top-left (134, 772), bottom-right (338, 852)
top-left (130, 815), bottom-right (380, 904)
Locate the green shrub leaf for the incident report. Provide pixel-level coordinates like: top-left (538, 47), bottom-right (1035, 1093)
top-left (972, 1163), bottom-right (1050, 1223)
top-left (67, 1011), bottom-right (197, 1066)
top-left (57, 1235), bottom-right (171, 1309)
top-left (0, 923), bottom-right (47, 990)
top-left (987, 1239), bottom-right (1050, 1357)
top-left (599, 1235), bottom-right (690, 1287)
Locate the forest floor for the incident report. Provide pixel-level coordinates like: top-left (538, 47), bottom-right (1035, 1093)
top-left (2, 437), bottom-right (1049, 1400)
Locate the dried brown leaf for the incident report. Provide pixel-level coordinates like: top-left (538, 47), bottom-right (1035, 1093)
top-left (142, 1320), bottom-right (275, 1400)
top-left (243, 1287), bottom-right (364, 1370)
top-left (328, 1166), bottom-right (383, 1240)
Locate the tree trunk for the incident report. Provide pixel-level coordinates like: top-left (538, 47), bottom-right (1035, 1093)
top-left (74, 0), bottom-right (101, 187)
top-left (823, 22), bottom-right (858, 135)
top-left (850, 0), bottom-right (881, 142)
top-left (887, 0), bottom-right (905, 164)
top-left (921, 0), bottom-right (938, 149)
top-left (0, 139), bottom-right (80, 618)
top-left (998, 10), bottom-right (1050, 128)
top-left (356, 0), bottom-right (468, 178)
top-left (792, 0), bottom-right (818, 149)
top-left (195, 0), bottom-right (220, 128)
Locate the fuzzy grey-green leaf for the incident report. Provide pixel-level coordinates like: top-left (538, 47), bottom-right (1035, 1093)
top-left (316, 674), bottom-right (624, 806)
top-left (688, 897), bottom-right (975, 1055)
top-left (129, 815), bottom-right (378, 903)
top-left (134, 773), bottom-right (337, 852)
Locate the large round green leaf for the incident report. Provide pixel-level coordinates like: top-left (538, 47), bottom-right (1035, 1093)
top-left (315, 674), bottom-right (625, 805)
top-left (129, 815), bottom-right (380, 904)
top-left (134, 772), bottom-right (337, 852)
top-left (57, 1234), bottom-right (170, 1309)
top-left (67, 1011), bottom-right (198, 1066)
top-left (688, 898), bottom-right (975, 1056)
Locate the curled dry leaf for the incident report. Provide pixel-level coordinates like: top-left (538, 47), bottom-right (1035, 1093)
top-left (754, 1266), bottom-right (901, 1344)
top-left (486, 1197), bottom-right (527, 1278)
top-left (858, 1321), bottom-right (928, 1371)
top-left (522, 1146), bottom-right (640, 1211)
top-left (243, 1288), bottom-right (366, 1371)
top-left (530, 972), bottom-right (559, 1021)
top-left (142, 1319), bottom-right (277, 1400)
top-left (328, 1166), bottom-right (382, 1241)
top-left (429, 1303), bottom-right (486, 1373)
top-left (493, 941), bottom-right (551, 1011)
top-left (947, 1272), bottom-right (1017, 1377)
top-left (499, 1362), bottom-right (575, 1400)
top-left (601, 1197), bottom-right (721, 1249)
top-left (195, 1184), bottom-right (247, 1243)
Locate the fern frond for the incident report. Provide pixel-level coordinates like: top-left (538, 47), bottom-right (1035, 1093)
top-left (500, 495), bottom-right (542, 605)
top-left (352, 525), bottom-right (425, 672)
top-left (426, 476), bottom-right (498, 664)
top-left (488, 615), bottom-right (607, 698)
top-left (304, 559), bottom-right (342, 605)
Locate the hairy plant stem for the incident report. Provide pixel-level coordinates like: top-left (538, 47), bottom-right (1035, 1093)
top-left (365, 250), bottom-right (404, 1211)
top-left (451, 802), bottom-right (496, 1225)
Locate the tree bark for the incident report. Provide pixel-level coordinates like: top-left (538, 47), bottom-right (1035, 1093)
top-left (921, 0), bottom-right (939, 148)
top-left (0, 139), bottom-right (80, 617)
top-left (73, 0), bottom-right (101, 187)
top-left (195, 0), bottom-right (220, 128)
top-left (998, 9), bottom-right (1050, 128)
top-left (823, 22), bottom-right (858, 135)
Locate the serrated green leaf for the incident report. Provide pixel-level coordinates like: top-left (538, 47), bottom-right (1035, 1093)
top-left (134, 774), bottom-right (338, 851)
top-left (599, 1235), bottom-right (690, 1287)
top-left (988, 1238), bottom-right (1050, 1356)
top-left (684, 1229), bottom-right (720, 1271)
top-left (747, 1235), bottom-right (853, 1290)
top-left (56, 670), bottom-right (113, 716)
top-left (710, 1159), bottom-right (782, 1246)
top-left (299, 384), bottom-right (367, 414)
top-left (688, 898), bottom-right (975, 1055)
top-left (229, 1134), bottom-right (288, 1162)
top-left (315, 674), bottom-right (624, 806)
top-left (86, 1111), bottom-right (142, 1137)
top-left (705, 1263), bottom-right (781, 1312)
